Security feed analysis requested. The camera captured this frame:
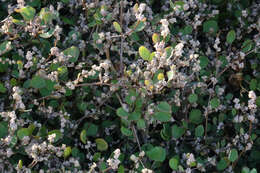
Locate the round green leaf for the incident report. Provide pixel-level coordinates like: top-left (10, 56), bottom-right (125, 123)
top-left (226, 30), bottom-right (236, 44)
top-left (188, 93), bottom-right (198, 103)
top-left (39, 28), bottom-right (55, 38)
top-left (0, 82), bottom-right (7, 93)
top-left (172, 124), bottom-right (185, 139)
top-left (0, 41), bottom-right (12, 56)
top-left (19, 6), bottom-right (36, 21)
top-left (195, 125), bottom-right (204, 137)
top-left (169, 157), bottom-right (179, 170)
top-left (210, 98), bottom-right (220, 109)
top-left (63, 46), bottom-right (80, 63)
top-left (217, 158), bottom-right (228, 171)
top-left (139, 46), bottom-right (151, 61)
top-left (189, 109), bottom-right (202, 124)
top-left (199, 56), bottom-right (209, 68)
top-left (116, 107), bottom-right (129, 117)
top-left (64, 146), bottom-right (72, 158)
top-left (120, 126), bottom-right (133, 136)
top-left (228, 149), bottom-right (238, 162)
top-left (17, 128), bottom-right (31, 140)
top-left (154, 111), bottom-right (171, 122)
top-left (95, 138), bottom-right (108, 151)
top-left (203, 20), bottom-right (218, 34)
top-left (30, 76), bottom-right (46, 89)
top-left (146, 146), bottom-right (166, 162)
top-left (157, 102), bottom-right (171, 113)
top-left (113, 22), bottom-right (122, 33)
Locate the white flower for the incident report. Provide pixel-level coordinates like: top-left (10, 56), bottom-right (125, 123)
top-left (48, 133), bottom-right (56, 143)
top-left (248, 91), bottom-right (256, 100)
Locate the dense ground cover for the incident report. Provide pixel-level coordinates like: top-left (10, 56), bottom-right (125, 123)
top-left (0, 0), bottom-right (259, 172)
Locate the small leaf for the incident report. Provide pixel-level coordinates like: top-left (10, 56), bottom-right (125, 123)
top-left (18, 6), bottom-right (36, 21)
top-left (18, 160), bottom-right (23, 169)
top-left (0, 82), bottom-right (7, 93)
top-left (217, 158), bottom-right (228, 171)
top-left (210, 98), bottom-right (220, 109)
top-left (172, 124), bottom-right (185, 139)
top-left (169, 157), bottom-right (179, 170)
top-left (120, 126), bottom-right (133, 136)
top-left (203, 20), bottom-right (218, 34)
top-left (113, 22), bottom-right (122, 33)
top-left (154, 111), bottom-right (171, 122)
top-left (131, 21), bottom-right (146, 32)
top-left (152, 33), bottom-right (160, 43)
top-left (80, 130), bottom-right (87, 144)
top-left (137, 119), bottom-right (146, 129)
top-left (64, 146), bottom-right (72, 158)
top-left (226, 30), bottom-right (236, 44)
top-left (0, 41), bottom-right (12, 56)
top-left (139, 46), bottom-right (151, 61)
top-left (146, 146), bottom-right (166, 162)
top-left (48, 130), bottom-right (62, 143)
top-left (30, 76), bottom-right (46, 89)
top-left (199, 56), bottom-right (209, 68)
top-left (228, 149), bottom-right (238, 162)
top-left (242, 167), bottom-right (250, 173)
top-left (95, 138), bottom-right (108, 151)
top-left (0, 121), bottom-right (8, 139)
top-left (241, 39), bottom-right (253, 52)
top-left (188, 93), bottom-right (198, 103)
top-left (63, 46), bottom-right (80, 63)
top-left (164, 46), bottom-right (173, 59)
top-left (116, 107), bottom-right (129, 117)
top-left (167, 70), bottom-right (174, 81)
top-left (39, 28), bottom-right (55, 38)
top-left (157, 102), bottom-right (171, 113)
top-left (189, 109), bottom-right (202, 124)
top-left (128, 111), bottom-right (141, 121)
top-left (83, 123), bottom-right (98, 136)
top-left (17, 128), bottom-right (31, 140)
top-left (250, 168), bottom-right (257, 173)
top-left (195, 125), bottom-right (204, 137)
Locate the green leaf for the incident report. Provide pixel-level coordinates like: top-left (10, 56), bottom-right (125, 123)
top-left (228, 149), bottom-right (238, 162)
top-left (80, 130), bottom-right (87, 144)
top-left (113, 22), bottom-right (122, 33)
top-left (9, 136), bottom-right (18, 148)
top-left (189, 109), bottom-right (202, 124)
top-left (63, 46), bottom-right (80, 63)
top-left (154, 111), bottom-right (171, 122)
top-left (0, 41), bottom-right (12, 56)
top-left (152, 33), bottom-right (160, 43)
top-left (128, 111), bottom-right (141, 121)
top-left (188, 93), bottom-right (198, 103)
top-left (137, 119), bottom-right (146, 129)
top-left (167, 70), bottom-right (174, 81)
top-left (17, 128), bottom-right (31, 140)
top-left (0, 121), bottom-right (8, 139)
top-left (83, 123), bottom-right (98, 136)
top-left (30, 75), bottom-right (46, 89)
top-left (164, 47), bottom-right (173, 59)
top-left (0, 82), bottom-right (7, 93)
top-left (241, 39), bottom-right (253, 52)
top-left (64, 146), bottom-right (72, 158)
top-left (169, 157), bottom-right (179, 170)
top-left (226, 30), bottom-right (236, 44)
top-left (195, 125), bottom-right (204, 137)
top-left (203, 20), bottom-right (218, 34)
top-left (250, 79), bottom-right (257, 90)
top-left (39, 28), bottom-right (55, 38)
top-left (199, 56), bottom-right (209, 68)
top-left (172, 124), bottom-right (185, 139)
top-left (157, 102), bottom-right (171, 113)
top-left (18, 160), bottom-right (23, 169)
top-left (146, 146), bottom-right (166, 162)
top-left (39, 8), bottom-right (55, 24)
top-left (242, 167), bottom-right (250, 173)
top-left (250, 168), bottom-right (257, 173)
top-left (139, 46), bottom-right (151, 61)
top-left (120, 126), bottom-right (133, 136)
top-left (116, 107), bottom-right (129, 117)
top-left (95, 138), bottom-right (108, 151)
top-left (131, 21), bottom-right (146, 32)
top-left (48, 130), bottom-right (62, 143)
top-left (19, 6), bottom-right (36, 21)
top-left (210, 98), bottom-right (220, 109)
top-left (217, 158), bottom-right (228, 171)
top-left (256, 96), bottom-right (260, 107)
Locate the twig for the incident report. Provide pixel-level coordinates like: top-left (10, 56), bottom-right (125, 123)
top-left (75, 82), bottom-right (111, 87)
